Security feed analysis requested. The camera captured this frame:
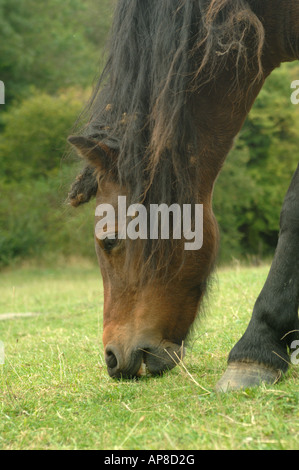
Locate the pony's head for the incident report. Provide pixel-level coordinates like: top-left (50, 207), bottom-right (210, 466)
top-left (68, 0), bottom-right (265, 378)
top-left (68, 135), bottom-right (218, 378)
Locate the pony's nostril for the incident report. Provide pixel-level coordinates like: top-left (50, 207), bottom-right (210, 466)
top-left (105, 346), bottom-right (118, 369)
top-left (104, 345), bottom-right (144, 378)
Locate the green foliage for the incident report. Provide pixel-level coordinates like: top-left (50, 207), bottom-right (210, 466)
top-left (213, 142), bottom-right (255, 260)
top-left (0, 171), bottom-right (95, 266)
top-left (214, 64), bottom-right (299, 261)
top-left (0, 0), bottom-right (115, 266)
top-left (0, 0), bottom-right (112, 102)
top-left (0, 88), bottom-right (96, 266)
top-left (240, 65), bottom-right (299, 251)
top-left (0, 88), bottom-right (87, 180)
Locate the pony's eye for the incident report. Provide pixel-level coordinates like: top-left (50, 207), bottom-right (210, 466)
top-left (102, 236), bottom-right (119, 253)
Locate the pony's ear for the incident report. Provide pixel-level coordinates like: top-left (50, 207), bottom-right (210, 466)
top-left (67, 165), bottom-right (99, 207)
top-left (67, 136), bottom-right (118, 207)
top-left (68, 136), bottom-right (112, 173)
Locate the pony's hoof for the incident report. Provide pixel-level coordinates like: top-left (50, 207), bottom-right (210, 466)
top-left (215, 362), bottom-right (281, 392)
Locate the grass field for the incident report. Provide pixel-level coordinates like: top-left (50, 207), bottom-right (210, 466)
top-left (0, 260), bottom-right (298, 450)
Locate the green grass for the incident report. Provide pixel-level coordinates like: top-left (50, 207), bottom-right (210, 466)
top-left (0, 261), bottom-right (298, 450)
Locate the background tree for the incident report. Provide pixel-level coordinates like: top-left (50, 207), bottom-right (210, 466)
top-left (0, 0), bottom-right (112, 103)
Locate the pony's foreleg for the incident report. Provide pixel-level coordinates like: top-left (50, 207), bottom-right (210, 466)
top-left (216, 164), bottom-right (299, 392)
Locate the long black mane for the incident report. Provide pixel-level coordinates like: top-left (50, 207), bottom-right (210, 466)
top-left (86, 0), bottom-right (264, 201)
top-left (70, 0), bottom-right (265, 279)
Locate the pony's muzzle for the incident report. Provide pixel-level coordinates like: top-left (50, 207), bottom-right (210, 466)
top-left (104, 342), bottom-right (185, 379)
top-left (141, 343), bottom-right (185, 376)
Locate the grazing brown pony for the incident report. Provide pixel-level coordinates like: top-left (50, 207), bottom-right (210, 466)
top-left (68, 0), bottom-right (299, 390)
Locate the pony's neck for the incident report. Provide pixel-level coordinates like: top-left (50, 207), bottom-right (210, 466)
top-left (193, 76), bottom-right (265, 198)
top-left (251, 0), bottom-right (299, 66)
top-left (194, 0), bottom-right (299, 200)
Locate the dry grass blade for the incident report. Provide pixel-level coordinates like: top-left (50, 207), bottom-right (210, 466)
top-left (163, 348), bottom-right (211, 395)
